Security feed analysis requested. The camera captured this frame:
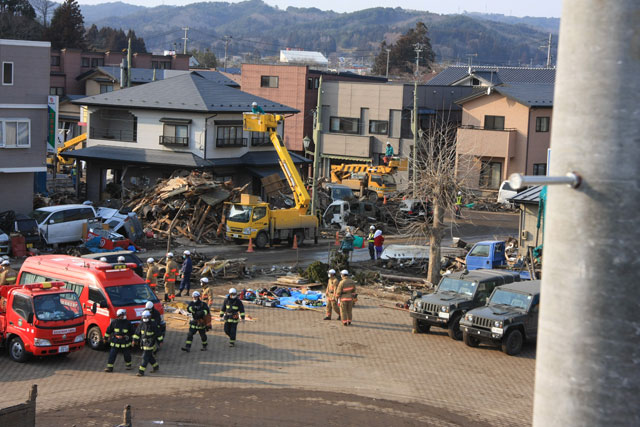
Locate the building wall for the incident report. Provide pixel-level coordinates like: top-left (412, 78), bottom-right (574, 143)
top-left (519, 203), bottom-right (542, 255)
top-left (526, 107), bottom-right (552, 173)
top-left (0, 172), bottom-right (35, 213)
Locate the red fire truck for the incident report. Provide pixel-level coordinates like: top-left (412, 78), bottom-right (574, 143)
top-left (18, 255), bottom-right (163, 350)
top-left (0, 281), bottom-right (85, 362)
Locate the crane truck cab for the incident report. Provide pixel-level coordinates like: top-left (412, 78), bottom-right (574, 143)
top-left (225, 113), bottom-right (318, 249)
top-left (1, 281), bottom-right (85, 362)
top-left (329, 160), bottom-right (407, 201)
top-left (17, 255), bottom-right (162, 351)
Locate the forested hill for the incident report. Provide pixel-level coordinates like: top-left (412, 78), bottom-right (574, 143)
top-left (80, 0), bottom-right (558, 66)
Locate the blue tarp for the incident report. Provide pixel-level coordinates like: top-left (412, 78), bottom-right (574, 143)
top-left (276, 290), bottom-right (325, 310)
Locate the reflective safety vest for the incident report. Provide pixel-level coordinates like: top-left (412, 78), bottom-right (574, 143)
top-left (164, 260), bottom-right (179, 282)
top-left (133, 320), bottom-right (162, 351)
top-left (220, 297), bottom-right (245, 323)
top-left (104, 318), bottom-right (132, 348)
top-left (367, 232), bottom-right (375, 243)
top-left (188, 300), bottom-right (209, 329)
top-left (336, 278), bottom-right (356, 302)
top-left (146, 265), bottom-right (159, 286)
top-left (326, 277), bottom-right (339, 300)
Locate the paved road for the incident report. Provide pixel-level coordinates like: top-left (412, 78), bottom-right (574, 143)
top-left (0, 287), bottom-right (535, 426)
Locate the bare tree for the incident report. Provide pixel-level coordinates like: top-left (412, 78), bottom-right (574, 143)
top-left (30, 0), bottom-right (55, 27)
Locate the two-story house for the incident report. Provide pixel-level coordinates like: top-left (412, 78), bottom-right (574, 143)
top-left (68, 71), bottom-right (304, 201)
top-left (0, 39), bottom-right (51, 213)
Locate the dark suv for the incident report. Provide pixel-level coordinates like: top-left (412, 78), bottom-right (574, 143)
top-left (410, 270), bottom-right (521, 340)
top-left (460, 280), bottom-right (540, 356)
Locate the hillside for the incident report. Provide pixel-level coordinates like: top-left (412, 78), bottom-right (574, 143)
top-left (82, 0), bottom-right (558, 67)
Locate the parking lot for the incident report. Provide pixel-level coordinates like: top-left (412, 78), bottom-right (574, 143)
top-left (0, 287), bottom-right (535, 426)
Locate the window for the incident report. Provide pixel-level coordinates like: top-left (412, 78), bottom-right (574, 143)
top-left (479, 160), bottom-right (502, 189)
top-left (369, 120), bottom-right (388, 135)
top-left (307, 77), bottom-right (319, 89)
top-left (0, 120), bottom-right (30, 148)
top-left (19, 271), bottom-right (51, 285)
top-left (252, 207), bottom-right (267, 221)
top-left (471, 78), bottom-right (480, 86)
top-left (51, 55), bottom-right (61, 66)
top-left (12, 294), bottom-right (33, 321)
top-left (307, 77), bottom-right (313, 90)
top-left (536, 116), bottom-right (550, 132)
top-left (329, 117), bottom-right (359, 134)
top-left (2, 62), bottom-right (13, 85)
top-left (533, 163), bottom-right (547, 176)
top-left (90, 58), bottom-right (104, 68)
top-left (161, 123), bottom-right (189, 145)
top-left (152, 61), bottom-right (171, 70)
top-left (100, 84), bottom-right (113, 94)
top-left (88, 287), bottom-right (107, 307)
top-left (260, 75), bottom-right (279, 88)
top-left (64, 282), bottom-right (85, 298)
top-left (250, 132), bottom-right (270, 146)
top-left (484, 115), bottom-right (505, 130)
top-left (50, 87), bottom-right (64, 96)
top-left (216, 125), bottom-right (246, 147)
top-left (81, 57), bottom-right (90, 67)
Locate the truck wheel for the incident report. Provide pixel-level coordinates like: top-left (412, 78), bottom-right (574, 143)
top-left (447, 314), bottom-right (463, 340)
top-left (368, 191), bottom-right (378, 202)
top-left (255, 232), bottom-right (269, 249)
top-left (463, 331), bottom-right (479, 347)
top-left (502, 329), bottom-right (523, 356)
top-left (87, 326), bottom-right (104, 351)
top-left (412, 318), bottom-right (430, 334)
top-left (9, 337), bottom-right (30, 363)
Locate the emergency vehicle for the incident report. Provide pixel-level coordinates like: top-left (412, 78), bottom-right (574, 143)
top-left (18, 255), bottom-right (163, 351)
top-left (1, 281), bottom-right (85, 362)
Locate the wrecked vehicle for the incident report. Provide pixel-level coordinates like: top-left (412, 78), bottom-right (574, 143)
top-left (460, 280), bottom-right (540, 355)
top-left (94, 207), bottom-right (144, 242)
top-left (29, 204), bottom-right (96, 245)
top-left (410, 270), bottom-right (521, 340)
top-left (322, 200), bottom-right (387, 230)
top-left (398, 199), bottom-right (433, 222)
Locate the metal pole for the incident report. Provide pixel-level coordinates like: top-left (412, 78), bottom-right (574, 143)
top-left (182, 27), bottom-right (189, 55)
top-left (546, 33), bottom-right (552, 68)
top-left (412, 81), bottom-right (418, 196)
top-left (310, 76), bottom-right (323, 217)
top-left (385, 48), bottom-right (390, 79)
top-left (127, 38), bottom-right (132, 88)
top-left (533, 1), bottom-right (640, 426)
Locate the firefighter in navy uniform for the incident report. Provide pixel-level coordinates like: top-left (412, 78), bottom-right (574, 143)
top-left (220, 288), bottom-right (245, 347)
top-left (181, 291), bottom-right (209, 352)
top-left (132, 310), bottom-right (161, 376)
top-left (103, 309), bottom-right (133, 372)
top-left (145, 300), bottom-right (165, 351)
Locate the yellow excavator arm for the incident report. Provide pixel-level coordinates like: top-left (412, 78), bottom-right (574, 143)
top-left (57, 133), bottom-right (87, 164)
top-left (243, 113), bottom-right (311, 212)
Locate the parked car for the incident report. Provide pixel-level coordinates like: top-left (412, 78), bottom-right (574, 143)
top-left (81, 250), bottom-right (144, 277)
top-left (460, 280), bottom-right (541, 355)
top-left (0, 211), bottom-right (43, 254)
top-left (29, 204), bottom-right (97, 245)
top-left (398, 199), bottom-right (433, 222)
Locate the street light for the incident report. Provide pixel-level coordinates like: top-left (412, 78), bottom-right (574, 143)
top-left (302, 136), bottom-right (312, 156)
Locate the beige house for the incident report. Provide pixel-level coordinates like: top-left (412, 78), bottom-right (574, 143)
top-left (455, 84), bottom-right (553, 191)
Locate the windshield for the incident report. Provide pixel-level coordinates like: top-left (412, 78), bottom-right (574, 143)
top-left (228, 204), bottom-right (252, 223)
top-left (34, 292), bottom-right (83, 321)
top-left (382, 174), bottom-right (396, 186)
top-left (468, 244), bottom-right (491, 257)
top-left (105, 284), bottom-right (159, 307)
top-left (331, 187), bottom-right (353, 201)
top-left (438, 278), bottom-right (477, 296)
top-left (489, 289), bottom-right (531, 310)
top-left (29, 209), bottom-right (50, 224)
top-left (16, 219), bottom-right (38, 234)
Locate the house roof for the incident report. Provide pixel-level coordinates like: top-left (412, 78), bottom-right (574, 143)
top-left (509, 185), bottom-right (543, 204)
top-left (455, 83), bottom-right (554, 107)
top-left (427, 66), bottom-right (555, 86)
top-left (76, 67), bottom-right (240, 87)
top-left (72, 72), bottom-right (298, 114)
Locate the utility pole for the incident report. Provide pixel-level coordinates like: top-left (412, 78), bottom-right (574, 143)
top-left (466, 53), bottom-right (478, 68)
top-left (126, 37), bottom-right (132, 88)
top-left (385, 48), bottom-right (391, 79)
top-left (546, 33), bottom-right (552, 68)
top-left (182, 27), bottom-right (189, 55)
top-left (310, 76), bottom-right (323, 217)
top-left (533, 1), bottom-right (640, 426)
top-left (412, 43), bottom-right (423, 195)
top-left (223, 35), bottom-right (232, 72)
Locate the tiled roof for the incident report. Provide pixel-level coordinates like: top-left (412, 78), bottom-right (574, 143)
top-left (78, 67), bottom-right (239, 87)
top-left (456, 83), bottom-right (554, 107)
top-left (427, 65), bottom-right (555, 86)
top-left (509, 185), bottom-right (543, 204)
top-left (72, 72), bottom-right (297, 114)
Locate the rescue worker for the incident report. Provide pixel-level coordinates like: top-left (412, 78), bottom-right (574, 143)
top-left (103, 308), bottom-right (133, 372)
top-left (0, 260), bottom-right (17, 286)
top-left (455, 191), bottom-right (463, 219)
top-left (132, 310), bottom-right (161, 376)
top-left (200, 277), bottom-right (214, 330)
top-left (145, 258), bottom-right (159, 292)
top-left (220, 288), bottom-right (245, 347)
top-left (117, 255), bottom-right (126, 263)
top-left (176, 250), bottom-right (192, 297)
top-left (336, 270), bottom-right (356, 326)
top-left (373, 229), bottom-right (384, 260)
top-left (163, 252), bottom-right (178, 301)
top-left (340, 232), bottom-right (355, 267)
top-left (181, 291), bottom-right (209, 352)
top-left (251, 101), bottom-right (265, 114)
top-left (145, 300), bottom-right (165, 344)
top-left (99, 257), bottom-right (108, 262)
top-left (384, 142), bottom-right (394, 164)
top-left (323, 269), bottom-right (340, 321)
top-left (366, 225), bottom-right (376, 260)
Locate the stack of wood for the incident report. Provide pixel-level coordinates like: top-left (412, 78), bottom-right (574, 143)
top-left (275, 274), bottom-right (309, 285)
top-left (123, 171), bottom-right (248, 244)
top-left (198, 256), bottom-right (247, 279)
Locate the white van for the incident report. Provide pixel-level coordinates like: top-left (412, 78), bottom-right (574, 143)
top-left (30, 204), bottom-right (97, 245)
top-left (497, 181), bottom-right (518, 205)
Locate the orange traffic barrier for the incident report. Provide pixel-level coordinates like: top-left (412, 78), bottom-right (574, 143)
top-left (292, 235), bottom-right (298, 249)
top-left (335, 231), bottom-right (340, 246)
top-left (383, 195), bottom-right (388, 205)
top-left (247, 238), bottom-right (254, 253)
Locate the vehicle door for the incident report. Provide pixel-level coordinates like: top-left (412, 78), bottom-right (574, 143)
top-left (9, 294), bottom-right (35, 343)
top-left (86, 286), bottom-right (110, 333)
top-left (44, 211), bottom-right (66, 244)
top-left (466, 244), bottom-right (492, 270)
top-left (492, 242), bottom-right (506, 267)
top-left (525, 294), bottom-right (540, 338)
top-left (251, 206), bottom-right (269, 234)
top-left (475, 280), bottom-right (499, 306)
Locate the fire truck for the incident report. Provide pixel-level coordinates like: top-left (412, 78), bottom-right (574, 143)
top-left (0, 281), bottom-right (85, 362)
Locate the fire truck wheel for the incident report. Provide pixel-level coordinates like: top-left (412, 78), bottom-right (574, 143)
top-left (9, 337), bottom-right (30, 363)
top-left (87, 326), bottom-right (105, 351)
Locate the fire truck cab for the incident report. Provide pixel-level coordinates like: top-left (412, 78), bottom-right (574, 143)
top-left (18, 255), bottom-right (162, 351)
top-left (0, 281), bottom-right (85, 362)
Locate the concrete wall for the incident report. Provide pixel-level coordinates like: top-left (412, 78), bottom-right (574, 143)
top-left (0, 172), bottom-right (35, 213)
top-left (526, 108), bottom-right (552, 173)
top-left (518, 203), bottom-right (542, 255)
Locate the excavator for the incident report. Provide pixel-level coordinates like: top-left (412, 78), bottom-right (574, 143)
top-left (330, 157), bottom-right (408, 201)
top-left (224, 114), bottom-right (318, 249)
top-left (46, 133), bottom-right (87, 173)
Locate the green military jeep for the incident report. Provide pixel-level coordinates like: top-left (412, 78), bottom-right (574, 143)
top-left (460, 280), bottom-right (540, 355)
top-left (409, 270), bottom-right (521, 340)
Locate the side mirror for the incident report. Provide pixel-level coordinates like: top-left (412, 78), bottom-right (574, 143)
top-left (48, 219), bottom-right (55, 225)
top-left (27, 313), bottom-right (34, 324)
top-left (91, 302), bottom-right (97, 314)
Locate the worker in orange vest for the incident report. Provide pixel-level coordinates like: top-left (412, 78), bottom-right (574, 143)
top-left (335, 270), bottom-right (356, 326)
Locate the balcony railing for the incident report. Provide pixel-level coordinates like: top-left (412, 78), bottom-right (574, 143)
top-left (459, 124), bottom-right (517, 132)
top-left (90, 127), bottom-right (136, 142)
top-left (159, 135), bottom-right (189, 146)
top-left (216, 137), bottom-right (247, 148)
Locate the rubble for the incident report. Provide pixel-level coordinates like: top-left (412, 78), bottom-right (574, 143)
top-left (197, 256), bottom-right (247, 279)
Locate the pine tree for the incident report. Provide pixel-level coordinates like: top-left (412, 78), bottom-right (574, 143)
top-left (46, 0), bottom-right (85, 49)
top-left (372, 22), bottom-right (435, 76)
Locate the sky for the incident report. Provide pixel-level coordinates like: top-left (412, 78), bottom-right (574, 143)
top-left (75, 0), bottom-right (563, 18)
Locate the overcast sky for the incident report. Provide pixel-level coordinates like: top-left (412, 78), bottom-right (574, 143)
top-left (76, 0), bottom-right (563, 17)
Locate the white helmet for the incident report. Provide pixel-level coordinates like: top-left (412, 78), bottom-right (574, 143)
top-left (458, 191), bottom-right (462, 195)
top-left (200, 277), bottom-right (209, 284)
top-left (116, 308), bottom-right (127, 317)
top-left (145, 301), bottom-right (153, 309)
top-left (328, 269), bottom-right (336, 275)
top-left (1, 260), bottom-right (9, 266)
top-left (369, 225), bottom-right (375, 230)
top-left (167, 252), bottom-right (174, 258)
top-left (117, 256), bottom-right (125, 263)
top-left (386, 141), bottom-right (391, 145)
top-left (340, 269), bottom-right (349, 276)
top-left (99, 257), bottom-right (107, 262)
top-left (229, 288), bottom-right (237, 295)
top-left (142, 310), bottom-right (151, 321)
top-left (252, 101), bottom-right (258, 106)
top-left (192, 291), bottom-right (201, 298)
top-left (183, 250), bottom-right (191, 256)
top-left (147, 257), bottom-right (154, 264)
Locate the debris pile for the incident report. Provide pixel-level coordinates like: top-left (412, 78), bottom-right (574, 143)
top-left (33, 192), bottom-right (80, 208)
top-left (198, 256), bottom-right (248, 279)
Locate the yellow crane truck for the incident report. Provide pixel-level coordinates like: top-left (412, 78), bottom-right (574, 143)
top-left (224, 113), bottom-right (318, 249)
top-left (330, 158), bottom-right (407, 201)
top-left (46, 133), bottom-right (87, 173)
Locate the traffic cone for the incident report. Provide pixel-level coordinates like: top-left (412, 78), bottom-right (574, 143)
top-left (247, 238), bottom-right (254, 253)
top-left (292, 234), bottom-right (298, 249)
top-left (335, 231), bottom-right (340, 246)
top-left (383, 195), bottom-right (388, 205)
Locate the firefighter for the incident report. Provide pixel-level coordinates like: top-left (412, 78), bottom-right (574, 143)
top-left (103, 308), bottom-right (133, 372)
top-left (336, 270), bottom-right (356, 326)
top-left (323, 269), bottom-right (341, 321)
top-left (145, 258), bottom-right (159, 292)
top-left (144, 300), bottom-right (165, 344)
top-left (132, 310), bottom-right (161, 376)
top-left (367, 225), bottom-right (376, 260)
top-left (117, 255), bottom-right (126, 263)
top-left (181, 291), bottom-right (209, 352)
top-left (220, 288), bottom-right (245, 347)
top-left (200, 277), bottom-right (214, 331)
top-left (0, 260), bottom-right (17, 286)
top-left (176, 250), bottom-right (192, 297)
top-left (163, 252), bottom-right (178, 301)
